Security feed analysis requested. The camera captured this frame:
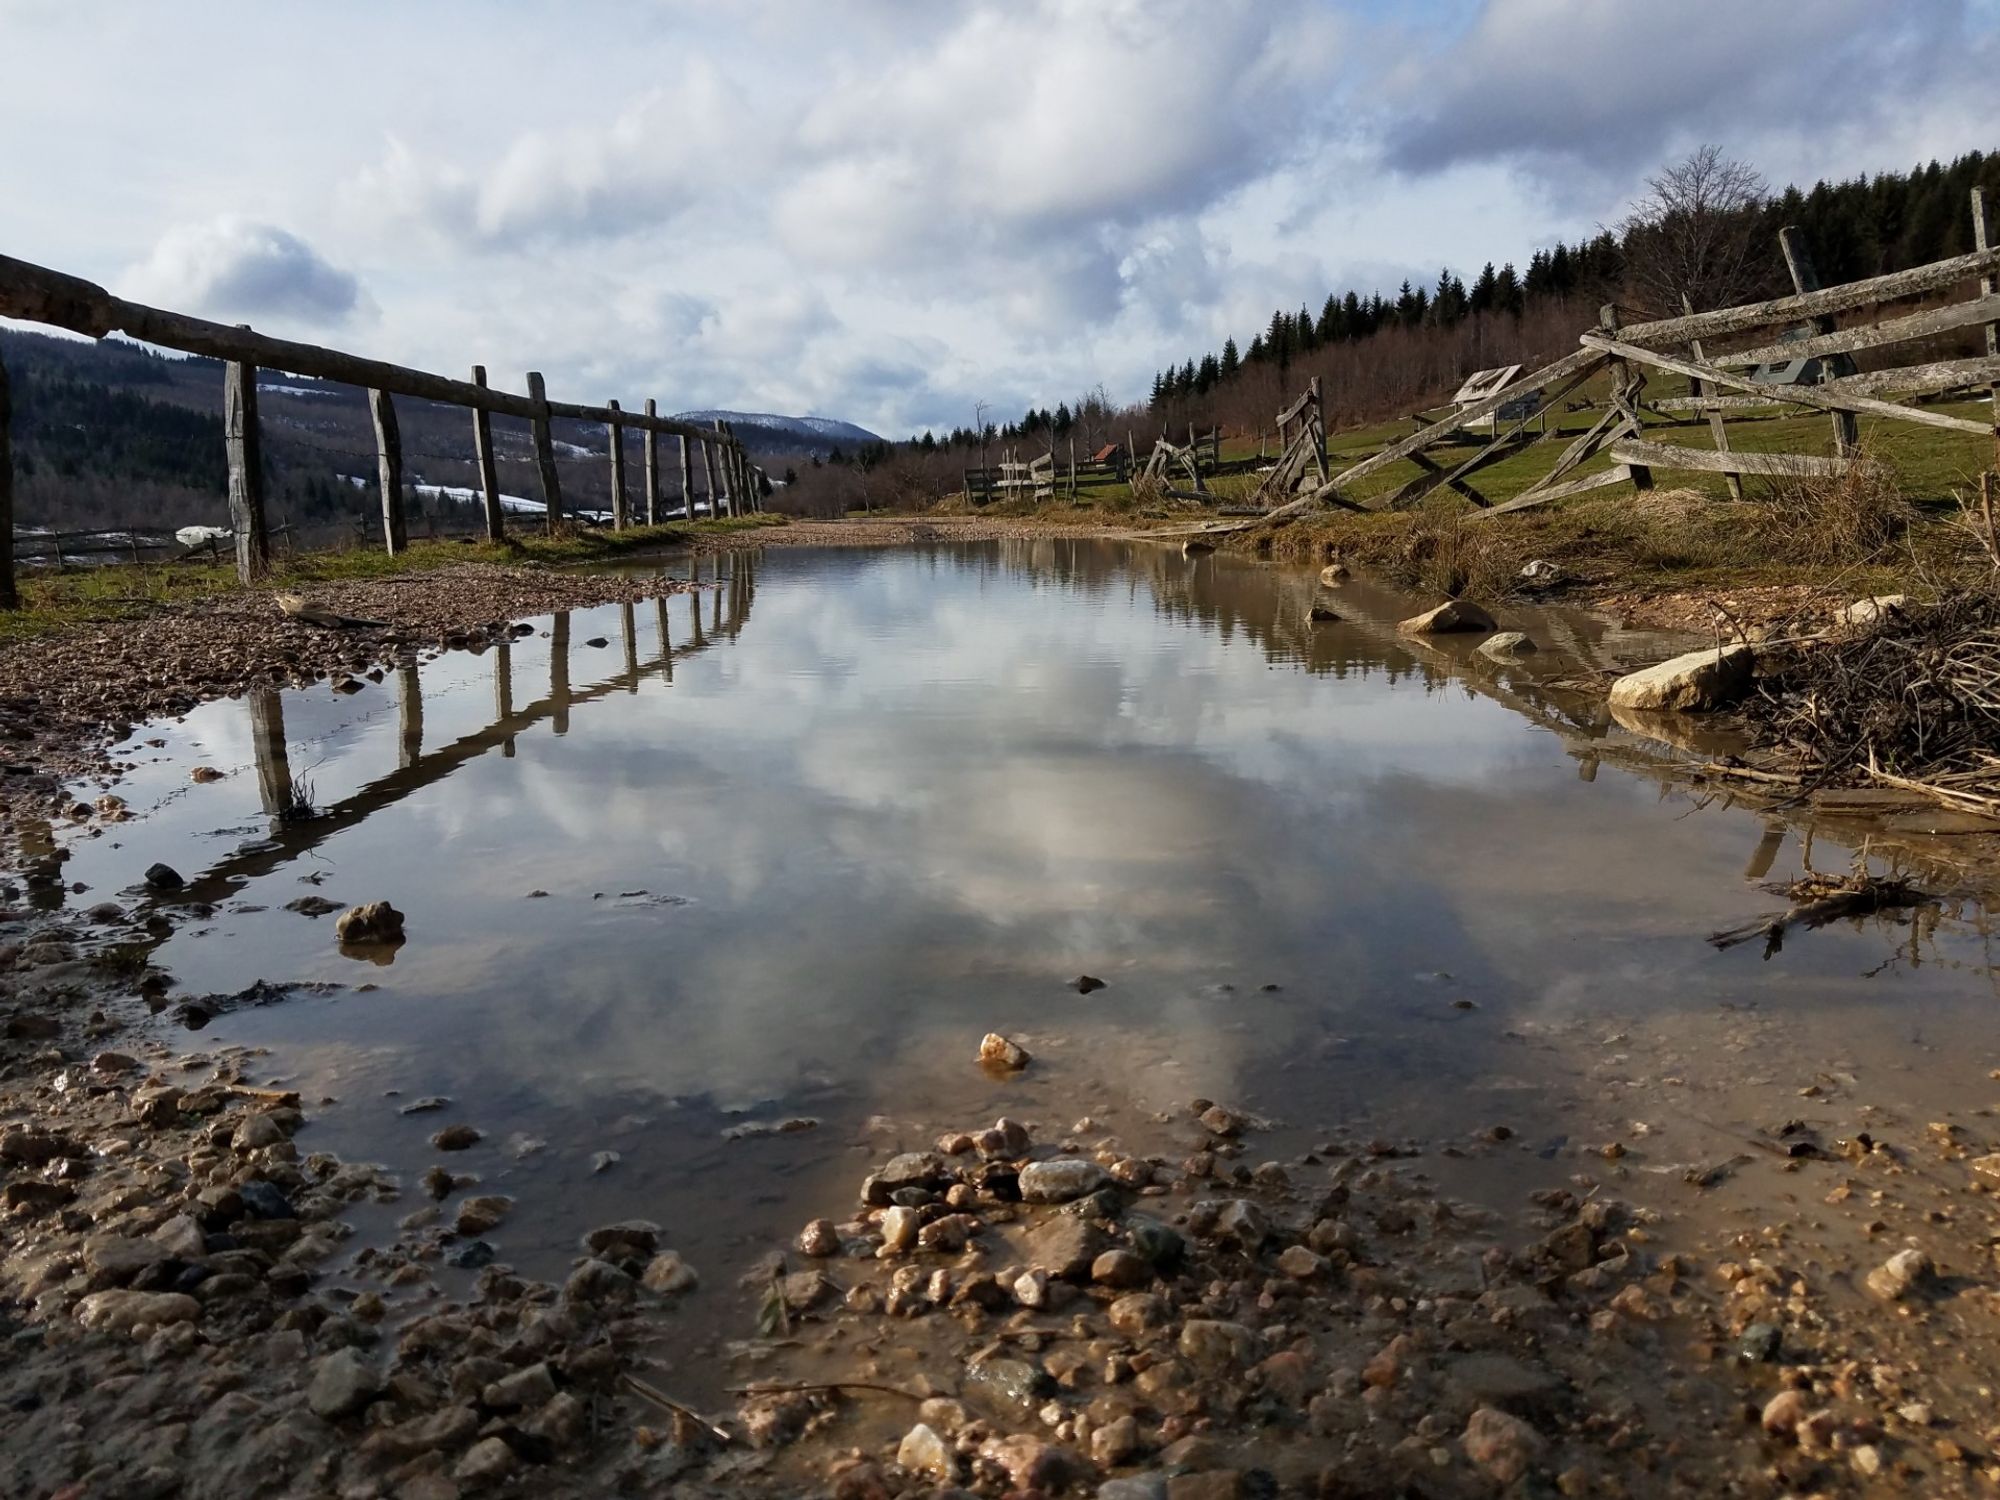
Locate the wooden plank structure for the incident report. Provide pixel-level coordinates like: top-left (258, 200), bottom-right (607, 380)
top-left (1249, 379), bottom-right (1328, 507)
top-left (0, 251), bottom-right (758, 602)
top-left (1218, 195), bottom-right (2000, 533)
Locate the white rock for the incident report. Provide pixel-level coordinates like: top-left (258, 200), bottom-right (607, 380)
top-left (1865, 1247), bottom-right (1933, 1300)
top-left (1017, 1159), bottom-right (1107, 1204)
top-left (1478, 631), bottom-right (1537, 659)
top-left (1606, 645), bottom-right (1752, 712)
top-left (1398, 599), bottom-right (1496, 634)
top-left (1840, 594), bottom-right (1908, 626)
top-left (897, 1422), bottom-right (957, 1481)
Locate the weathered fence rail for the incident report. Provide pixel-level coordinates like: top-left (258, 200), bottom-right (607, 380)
top-left (0, 252), bottom-right (765, 606)
top-left (1222, 192), bottom-right (2000, 532)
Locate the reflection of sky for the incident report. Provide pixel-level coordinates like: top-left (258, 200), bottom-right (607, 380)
top-left (48, 543), bottom-right (2000, 1197)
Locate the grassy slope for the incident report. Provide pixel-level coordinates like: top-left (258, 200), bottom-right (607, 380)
top-left (0, 516), bottom-right (784, 646)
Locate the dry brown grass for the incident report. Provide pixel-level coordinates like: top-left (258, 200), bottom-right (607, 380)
top-left (1386, 498), bottom-right (1522, 602)
top-left (1752, 454), bottom-right (1916, 570)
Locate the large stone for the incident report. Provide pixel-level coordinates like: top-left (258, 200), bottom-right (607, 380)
top-left (1865, 1247), bottom-right (1934, 1301)
top-left (335, 901), bottom-right (405, 944)
top-left (897, 1422), bottom-right (957, 1481)
top-left (979, 1033), bottom-right (1031, 1071)
top-left (964, 1356), bottom-right (1051, 1421)
top-left (453, 1436), bottom-right (517, 1488)
top-left (1026, 1215), bottom-right (1108, 1280)
top-left (73, 1290), bottom-right (199, 1333)
top-left (83, 1234), bottom-right (171, 1288)
top-left (1478, 631), bottom-right (1537, 660)
top-left (308, 1348), bottom-right (383, 1420)
top-left (1178, 1319), bottom-right (1262, 1370)
top-left (1462, 1406), bottom-right (1546, 1485)
top-left (1398, 599), bottom-right (1496, 635)
top-left (1018, 1158), bottom-right (1107, 1204)
top-left (1606, 645), bottom-right (1753, 713)
top-left (1839, 594), bottom-right (1908, 627)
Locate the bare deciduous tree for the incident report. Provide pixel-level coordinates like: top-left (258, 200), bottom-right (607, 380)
top-left (1618, 145), bottom-right (1770, 314)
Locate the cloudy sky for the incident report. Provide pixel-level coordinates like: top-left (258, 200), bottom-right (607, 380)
top-left (3, 0), bottom-right (1996, 436)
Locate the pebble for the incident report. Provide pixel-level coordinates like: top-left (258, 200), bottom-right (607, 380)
top-left (797, 1218), bottom-right (840, 1257)
top-left (1865, 1246), bottom-right (1934, 1300)
top-left (453, 1435), bottom-right (517, 1487)
top-left (978, 1032), bottom-right (1031, 1070)
top-left (1462, 1406), bottom-right (1546, 1485)
top-left (896, 1422), bottom-right (957, 1481)
top-left (640, 1251), bottom-right (698, 1295)
top-left (1018, 1158), bottom-right (1108, 1203)
top-left (430, 1124), bottom-right (483, 1151)
top-left (306, 1347), bottom-right (382, 1420)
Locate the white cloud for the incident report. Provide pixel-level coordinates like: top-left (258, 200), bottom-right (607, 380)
top-left (122, 217), bottom-right (367, 325)
top-left (1, 1), bottom-right (1993, 434)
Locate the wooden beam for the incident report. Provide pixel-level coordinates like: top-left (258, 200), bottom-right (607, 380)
top-left (1381, 361), bottom-right (1600, 511)
top-left (1314, 346), bottom-right (1606, 498)
top-left (1614, 246), bottom-right (2000, 347)
top-left (1816, 354), bottom-right (2000, 400)
top-left (677, 433), bottom-right (692, 517)
top-left (1607, 438), bottom-right (1852, 479)
top-left (222, 344), bottom-right (270, 582)
top-left (701, 438), bottom-right (720, 517)
top-left (1599, 306), bottom-right (1651, 491)
top-left (0, 348), bottom-right (14, 609)
top-left (1468, 464), bottom-right (1633, 520)
top-left (526, 371), bottom-right (563, 532)
top-left (606, 400), bottom-right (629, 530)
top-left (1706, 294), bottom-right (2000, 370)
top-left (1578, 333), bottom-right (1992, 437)
top-left (1975, 188), bottom-right (1999, 446)
top-left (0, 253), bottom-right (767, 449)
top-left (643, 399), bottom-right (661, 526)
top-left (1778, 226), bottom-right (1858, 456)
top-left (471, 365), bottom-right (503, 543)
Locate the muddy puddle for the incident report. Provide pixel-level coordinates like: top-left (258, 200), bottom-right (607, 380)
top-left (29, 538), bottom-right (2000, 1421)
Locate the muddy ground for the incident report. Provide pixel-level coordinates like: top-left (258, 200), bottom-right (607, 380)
top-left (6, 531), bottom-right (2000, 1496)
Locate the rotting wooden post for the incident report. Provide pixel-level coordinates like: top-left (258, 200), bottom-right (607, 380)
top-left (1600, 305), bottom-right (1652, 492)
top-left (0, 347), bottom-right (12, 609)
top-left (643, 399), bottom-right (661, 526)
top-left (713, 420), bottom-right (734, 518)
top-left (1682, 294), bottom-right (1744, 501)
top-left (1778, 226), bottom-right (1859, 458)
top-left (702, 435), bottom-right (722, 518)
top-left (1311, 374), bottom-right (1326, 469)
top-left (368, 388), bottom-right (408, 555)
top-left (223, 335), bottom-right (270, 582)
top-left (526, 371), bottom-right (563, 533)
top-left (606, 400), bottom-right (629, 531)
top-left (1974, 189), bottom-right (1999, 458)
top-left (676, 433), bottom-right (691, 519)
top-left (471, 365), bottom-right (504, 542)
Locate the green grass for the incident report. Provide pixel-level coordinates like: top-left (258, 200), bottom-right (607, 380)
top-left (0, 516), bottom-right (783, 646)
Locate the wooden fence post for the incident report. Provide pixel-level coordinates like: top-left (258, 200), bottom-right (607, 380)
top-left (712, 421), bottom-right (733, 518)
top-left (223, 335), bottom-right (270, 582)
top-left (368, 388), bottom-right (408, 555)
top-left (1778, 226), bottom-right (1860, 458)
top-left (643, 399), bottom-right (661, 525)
top-left (606, 399), bottom-right (629, 530)
top-left (0, 347), bottom-right (14, 609)
top-left (526, 371), bottom-right (563, 533)
top-left (471, 365), bottom-right (504, 542)
top-left (1975, 189), bottom-right (1999, 452)
top-left (676, 433), bottom-right (691, 519)
top-left (1600, 305), bottom-right (1651, 492)
top-left (702, 435), bottom-right (722, 518)
top-left (1681, 294), bottom-right (1744, 501)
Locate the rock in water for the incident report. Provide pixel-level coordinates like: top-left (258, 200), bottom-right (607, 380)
top-left (1070, 975), bottom-right (1106, 994)
top-left (978, 1032), bottom-right (1030, 1071)
top-left (335, 900), bottom-right (405, 944)
top-left (897, 1422), bottom-right (957, 1481)
top-left (1865, 1247), bottom-right (1934, 1300)
top-left (1319, 563), bottom-right (1350, 585)
top-left (143, 863), bottom-right (184, 891)
top-left (1308, 603), bottom-right (1340, 622)
top-left (1017, 1158), bottom-right (1107, 1203)
top-left (1606, 645), bottom-right (1752, 713)
top-left (1398, 599), bottom-right (1496, 634)
top-left (308, 1348), bottom-right (382, 1419)
top-left (1462, 1406), bottom-right (1547, 1484)
top-left (1479, 630), bottom-right (1537, 659)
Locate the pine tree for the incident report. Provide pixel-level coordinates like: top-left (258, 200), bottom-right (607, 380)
top-left (1316, 293), bottom-right (1341, 343)
top-left (1219, 338), bottom-right (1240, 378)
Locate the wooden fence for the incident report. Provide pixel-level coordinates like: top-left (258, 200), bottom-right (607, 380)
top-left (0, 253), bottom-right (768, 607)
top-left (1244, 191), bottom-right (2000, 528)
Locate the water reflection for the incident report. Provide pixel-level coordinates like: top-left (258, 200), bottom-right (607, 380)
top-left (46, 541), bottom-right (2000, 1330)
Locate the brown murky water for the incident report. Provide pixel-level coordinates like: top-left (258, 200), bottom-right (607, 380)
top-left (39, 539), bottom-right (2000, 1405)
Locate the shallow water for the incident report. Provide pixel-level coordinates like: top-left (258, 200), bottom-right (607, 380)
top-left (39, 539), bottom-right (2000, 1388)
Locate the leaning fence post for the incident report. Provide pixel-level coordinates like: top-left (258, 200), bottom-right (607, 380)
top-left (1600, 305), bottom-right (1652, 492)
top-left (1974, 189), bottom-right (1999, 454)
top-left (1777, 226), bottom-right (1860, 458)
top-left (0, 346), bottom-right (17, 609)
top-left (471, 365), bottom-right (504, 542)
top-left (606, 399), bottom-right (629, 530)
top-left (526, 371), bottom-right (563, 533)
top-left (368, 388), bottom-right (408, 555)
top-left (223, 333), bottom-right (270, 582)
top-left (710, 420), bottom-right (732, 518)
top-left (643, 400), bottom-right (661, 525)
top-left (676, 433), bottom-right (692, 519)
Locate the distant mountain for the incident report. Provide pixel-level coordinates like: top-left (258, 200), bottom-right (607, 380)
top-left (673, 409), bottom-right (882, 458)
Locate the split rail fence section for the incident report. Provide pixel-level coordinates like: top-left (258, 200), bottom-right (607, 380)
top-left (1253, 191), bottom-right (2000, 529)
top-left (0, 253), bottom-right (767, 607)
